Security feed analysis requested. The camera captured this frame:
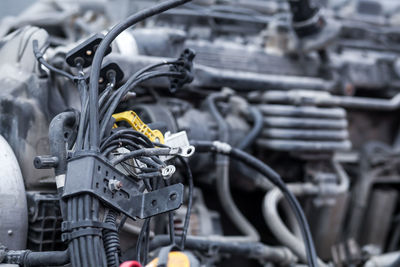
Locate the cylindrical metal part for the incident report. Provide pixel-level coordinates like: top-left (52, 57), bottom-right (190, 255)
top-left (0, 135), bottom-right (28, 250)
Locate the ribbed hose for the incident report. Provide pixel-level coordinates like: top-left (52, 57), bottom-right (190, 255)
top-left (103, 210), bottom-right (121, 267)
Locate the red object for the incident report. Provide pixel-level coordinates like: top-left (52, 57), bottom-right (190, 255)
top-left (120, 261), bottom-right (143, 267)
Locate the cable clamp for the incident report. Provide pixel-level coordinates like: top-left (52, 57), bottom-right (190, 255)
top-left (61, 228), bottom-right (103, 242)
top-left (212, 141), bottom-right (232, 154)
top-left (62, 220), bottom-right (117, 232)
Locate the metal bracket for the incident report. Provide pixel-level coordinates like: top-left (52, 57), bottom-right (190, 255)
top-left (63, 154), bottom-right (183, 219)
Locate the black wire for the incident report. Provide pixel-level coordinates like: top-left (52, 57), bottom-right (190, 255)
top-left (88, 0), bottom-right (192, 150)
top-left (144, 221), bottom-right (151, 265)
top-left (32, 40), bottom-right (79, 81)
top-left (111, 147), bottom-right (172, 166)
top-left (77, 196), bottom-right (89, 267)
top-left (118, 215), bottom-right (128, 232)
top-left (165, 179), bottom-right (176, 246)
top-left (121, 161), bottom-right (158, 172)
top-left (191, 140), bottom-right (319, 267)
top-left (177, 156), bottom-right (193, 250)
top-left (101, 139), bottom-right (141, 155)
top-left (99, 70), bottom-right (183, 141)
top-left (84, 195), bottom-right (96, 267)
top-left (136, 218), bottom-right (150, 263)
top-left (101, 129), bottom-right (154, 149)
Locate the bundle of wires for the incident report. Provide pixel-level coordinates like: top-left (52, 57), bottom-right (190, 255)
top-left (65, 51), bottom-right (193, 267)
top-left (33, 1), bottom-right (194, 267)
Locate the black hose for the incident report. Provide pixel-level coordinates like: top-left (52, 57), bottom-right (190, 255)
top-left (103, 210), bottom-right (121, 267)
top-left (206, 93), bottom-right (229, 144)
top-left (177, 157), bottom-right (193, 250)
top-left (24, 250), bottom-right (70, 267)
top-left (238, 107), bottom-right (263, 150)
top-left (88, 0), bottom-right (192, 150)
top-left (191, 140), bottom-right (319, 267)
top-left (48, 111), bottom-right (78, 176)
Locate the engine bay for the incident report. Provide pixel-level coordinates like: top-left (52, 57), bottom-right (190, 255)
top-left (1, 0), bottom-right (400, 266)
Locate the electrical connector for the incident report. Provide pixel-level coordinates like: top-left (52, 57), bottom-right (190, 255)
top-left (169, 48), bottom-right (195, 93)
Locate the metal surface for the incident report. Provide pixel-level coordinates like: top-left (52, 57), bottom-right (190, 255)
top-left (0, 135), bottom-right (28, 250)
top-left (256, 104), bottom-right (351, 153)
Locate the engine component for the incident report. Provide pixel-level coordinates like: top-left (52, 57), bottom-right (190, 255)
top-left (256, 104), bottom-right (351, 154)
top-left (146, 251), bottom-right (199, 267)
top-left (0, 135), bottom-right (28, 250)
top-left (26, 192), bottom-right (65, 252)
top-left (3, 0), bottom-right (400, 266)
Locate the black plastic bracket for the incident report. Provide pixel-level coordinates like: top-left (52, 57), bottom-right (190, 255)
top-left (63, 153), bottom-right (183, 219)
top-left (85, 62), bottom-right (124, 87)
top-left (66, 33), bottom-right (112, 68)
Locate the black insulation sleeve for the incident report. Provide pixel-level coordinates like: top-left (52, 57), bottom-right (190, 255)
top-left (103, 210), bottom-right (121, 267)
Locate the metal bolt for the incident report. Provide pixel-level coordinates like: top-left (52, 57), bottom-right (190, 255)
top-left (7, 230), bottom-right (13, 236)
top-left (169, 193), bottom-right (177, 201)
top-left (108, 180), bottom-right (123, 191)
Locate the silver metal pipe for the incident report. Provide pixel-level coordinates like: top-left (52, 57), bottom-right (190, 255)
top-left (262, 160), bottom-right (349, 266)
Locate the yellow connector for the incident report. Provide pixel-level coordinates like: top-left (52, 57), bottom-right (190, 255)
top-left (112, 110), bottom-right (164, 144)
top-left (146, 251), bottom-right (191, 267)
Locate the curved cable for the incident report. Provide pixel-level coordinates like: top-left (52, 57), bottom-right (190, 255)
top-left (87, 0), bottom-right (192, 150)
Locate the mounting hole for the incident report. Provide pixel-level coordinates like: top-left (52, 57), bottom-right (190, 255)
top-left (98, 165), bottom-right (101, 171)
top-left (151, 199), bottom-right (157, 207)
top-left (169, 193), bottom-right (177, 201)
top-left (105, 171), bottom-right (109, 176)
top-left (64, 132), bottom-right (69, 139)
